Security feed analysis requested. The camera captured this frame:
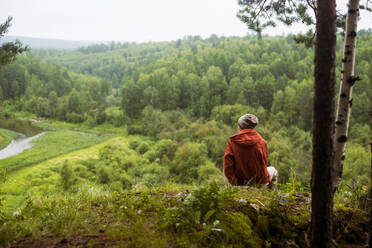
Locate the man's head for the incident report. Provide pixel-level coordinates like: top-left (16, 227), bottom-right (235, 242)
top-left (238, 114), bottom-right (259, 130)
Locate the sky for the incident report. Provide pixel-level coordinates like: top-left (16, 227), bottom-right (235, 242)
top-left (1, 0), bottom-right (371, 42)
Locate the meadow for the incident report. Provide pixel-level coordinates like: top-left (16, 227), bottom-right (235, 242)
top-left (0, 128), bottom-right (18, 150)
top-left (0, 122), bottom-right (113, 173)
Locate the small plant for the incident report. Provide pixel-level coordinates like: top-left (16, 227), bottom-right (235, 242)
top-left (60, 160), bottom-right (75, 191)
top-left (280, 170), bottom-right (306, 199)
top-left (336, 180), bottom-right (370, 210)
top-left (169, 182), bottom-right (234, 233)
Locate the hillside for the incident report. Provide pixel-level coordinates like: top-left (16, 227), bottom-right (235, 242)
top-left (0, 32), bottom-right (371, 247)
top-left (2, 181), bottom-right (370, 247)
top-left (1, 36), bottom-right (97, 50)
top-left (0, 119), bottom-right (370, 247)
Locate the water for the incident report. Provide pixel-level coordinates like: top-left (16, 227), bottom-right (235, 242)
top-left (0, 132), bottom-right (45, 160)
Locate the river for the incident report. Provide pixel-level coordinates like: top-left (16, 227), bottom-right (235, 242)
top-left (0, 132), bottom-right (45, 160)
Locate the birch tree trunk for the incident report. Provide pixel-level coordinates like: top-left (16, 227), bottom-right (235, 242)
top-left (311, 0), bottom-right (336, 246)
top-left (332, 0), bottom-right (360, 191)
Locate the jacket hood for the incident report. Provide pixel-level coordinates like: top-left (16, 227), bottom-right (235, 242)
top-left (230, 129), bottom-right (263, 146)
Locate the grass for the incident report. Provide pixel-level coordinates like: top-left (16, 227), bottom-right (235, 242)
top-left (1, 183), bottom-right (368, 248)
top-left (0, 136), bottom-right (127, 210)
top-left (34, 119), bottom-right (127, 136)
top-left (0, 129), bottom-right (112, 173)
top-left (0, 118), bottom-right (43, 137)
top-left (0, 128), bottom-right (18, 150)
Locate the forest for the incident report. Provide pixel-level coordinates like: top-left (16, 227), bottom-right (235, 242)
top-left (0, 30), bottom-right (371, 247)
top-left (1, 32), bottom-right (371, 184)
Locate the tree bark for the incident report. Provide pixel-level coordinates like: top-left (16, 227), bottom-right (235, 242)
top-left (332, 0), bottom-right (360, 191)
top-left (311, 0), bottom-right (337, 247)
top-left (369, 142), bottom-right (371, 248)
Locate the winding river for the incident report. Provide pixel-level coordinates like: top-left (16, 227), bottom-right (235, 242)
top-left (0, 132), bottom-right (45, 160)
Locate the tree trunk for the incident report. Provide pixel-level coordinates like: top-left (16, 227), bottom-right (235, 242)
top-left (332, 0), bottom-right (360, 191)
top-left (311, 0), bottom-right (337, 247)
top-left (369, 142), bottom-right (371, 248)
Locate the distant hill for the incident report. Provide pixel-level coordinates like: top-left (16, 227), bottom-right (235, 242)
top-left (0, 36), bottom-right (97, 50)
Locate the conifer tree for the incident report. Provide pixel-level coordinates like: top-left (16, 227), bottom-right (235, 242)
top-left (0, 17), bottom-right (28, 67)
top-left (237, 0), bottom-right (336, 246)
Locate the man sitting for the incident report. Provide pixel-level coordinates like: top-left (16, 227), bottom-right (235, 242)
top-left (224, 113), bottom-right (278, 186)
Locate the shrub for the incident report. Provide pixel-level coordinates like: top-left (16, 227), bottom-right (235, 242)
top-left (198, 162), bottom-right (224, 184)
top-left (66, 112), bottom-right (85, 123)
top-left (60, 160), bottom-right (75, 191)
top-left (119, 154), bottom-right (139, 171)
top-left (97, 166), bottom-right (112, 184)
top-left (154, 139), bottom-right (177, 160)
top-left (172, 142), bottom-right (208, 183)
top-left (110, 181), bottom-right (123, 191)
top-left (129, 138), bottom-right (141, 150)
top-left (143, 149), bottom-right (158, 162)
top-left (169, 182), bottom-right (234, 234)
top-left (120, 172), bottom-right (134, 189)
top-left (136, 142), bottom-right (150, 155)
top-left (106, 107), bottom-right (126, 126)
top-left (142, 163), bottom-right (170, 187)
top-left (73, 164), bottom-right (92, 178)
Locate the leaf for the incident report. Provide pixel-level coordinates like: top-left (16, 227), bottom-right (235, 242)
top-left (194, 211), bottom-right (201, 224)
top-left (204, 209), bottom-right (215, 222)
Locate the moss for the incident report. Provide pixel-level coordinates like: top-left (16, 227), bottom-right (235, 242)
top-left (333, 203), bottom-right (369, 246)
top-left (221, 212), bottom-right (262, 248)
top-left (257, 204), bottom-right (291, 239)
top-left (288, 212), bottom-right (309, 231)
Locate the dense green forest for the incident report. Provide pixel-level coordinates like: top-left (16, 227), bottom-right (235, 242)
top-left (0, 31), bottom-right (371, 247)
top-left (1, 32), bottom-right (370, 185)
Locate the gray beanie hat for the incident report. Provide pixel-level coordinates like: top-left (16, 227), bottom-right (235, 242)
top-left (238, 114), bottom-right (259, 129)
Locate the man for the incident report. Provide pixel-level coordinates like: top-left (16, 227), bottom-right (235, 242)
top-left (224, 113), bottom-right (278, 186)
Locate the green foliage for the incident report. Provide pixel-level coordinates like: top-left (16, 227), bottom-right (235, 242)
top-left (0, 128), bottom-right (18, 149)
top-left (197, 162), bottom-right (225, 184)
top-left (237, 0), bottom-right (314, 39)
top-left (333, 203), bottom-right (369, 246)
top-left (172, 142), bottom-right (208, 183)
top-left (59, 160), bottom-right (75, 191)
top-left (97, 164), bottom-right (112, 184)
top-left (66, 112), bottom-right (84, 123)
top-left (0, 118), bottom-right (43, 137)
top-left (153, 139), bottom-right (177, 160)
top-left (221, 212), bottom-right (262, 248)
top-left (271, 79), bottom-right (313, 130)
top-left (342, 142), bottom-right (370, 186)
top-left (105, 107), bottom-right (125, 127)
top-left (128, 138), bottom-right (141, 150)
top-left (136, 141), bottom-right (150, 155)
top-left (0, 29), bottom-right (371, 247)
top-left (0, 17), bottom-right (28, 67)
top-left (169, 182), bottom-right (234, 233)
top-left (0, 126), bottom-right (111, 173)
top-left (0, 178), bottom-right (369, 247)
top-left (280, 171), bottom-right (307, 198)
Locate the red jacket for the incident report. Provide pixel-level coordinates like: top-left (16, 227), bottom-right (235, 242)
top-left (224, 129), bottom-right (270, 185)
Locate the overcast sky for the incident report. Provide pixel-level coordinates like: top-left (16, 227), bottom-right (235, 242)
top-left (1, 0), bottom-right (371, 42)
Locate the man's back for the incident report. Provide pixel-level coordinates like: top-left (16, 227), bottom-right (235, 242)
top-left (224, 128), bottom-right (270, 185)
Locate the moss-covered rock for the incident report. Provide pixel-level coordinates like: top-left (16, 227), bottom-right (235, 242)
top-left (221, 212), bottom-right (262, 248)
top-left (333, 203), bottom-right (369, 246)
